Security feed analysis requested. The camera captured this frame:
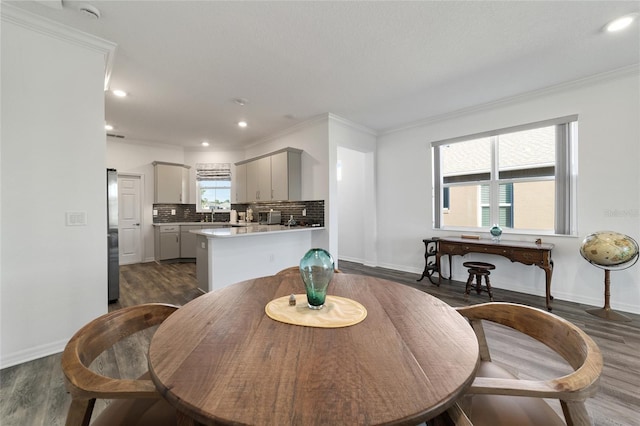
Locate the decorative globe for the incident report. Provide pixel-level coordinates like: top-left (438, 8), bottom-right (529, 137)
top-left (580, 231), bottom-right (639, 270)
top-left (490, 224), bottom-right (502, 242)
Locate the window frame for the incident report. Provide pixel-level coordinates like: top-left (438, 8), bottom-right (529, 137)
top-left (432, 115), bottom-right (578, 236)
top-left (195, 163), bottom-right (232, 213)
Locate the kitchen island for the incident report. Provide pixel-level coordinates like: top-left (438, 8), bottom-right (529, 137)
top-left (192, 225), bottom-right (325, 292)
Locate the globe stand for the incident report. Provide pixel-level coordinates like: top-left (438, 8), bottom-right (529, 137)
top-left (586, 269), bottom-right (631, 322)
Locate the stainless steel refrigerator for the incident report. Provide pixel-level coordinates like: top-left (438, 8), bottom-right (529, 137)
top-left (107, 168), bottom-right (120, 302)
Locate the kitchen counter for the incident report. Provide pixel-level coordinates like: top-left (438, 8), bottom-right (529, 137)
top-left (194, 225), bottom-right (325, 292)
top-left (191, 224), bottom-right (324, 238)
top-left (152, 222), bottom-right (231, 226)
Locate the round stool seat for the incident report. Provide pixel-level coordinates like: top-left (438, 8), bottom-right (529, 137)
top-left (463, 262), bottom-right (496, 301)
top-left (463, 261), bottom-right (496, 271)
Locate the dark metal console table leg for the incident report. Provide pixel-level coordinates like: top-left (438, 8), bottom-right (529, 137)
top-left (417, 238), bottom-right (440, 286)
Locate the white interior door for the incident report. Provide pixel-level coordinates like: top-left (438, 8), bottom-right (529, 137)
top-left (118, 174), bottom-right (142, 265)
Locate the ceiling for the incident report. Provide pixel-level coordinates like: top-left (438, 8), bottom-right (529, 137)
top-left (7, 1), bottom-right (640, 150)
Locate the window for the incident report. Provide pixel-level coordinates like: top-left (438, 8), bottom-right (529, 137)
top-left (196, 163), bottom-right (231, 212)
top-left (432, 116), bottom-right (577, 235)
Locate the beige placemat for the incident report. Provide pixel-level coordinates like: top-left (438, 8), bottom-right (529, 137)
top-left (265, 294), bottom-right (367, 328)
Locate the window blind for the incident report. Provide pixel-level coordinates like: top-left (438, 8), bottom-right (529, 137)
top-left (196, 163), bottom-right (231, 181)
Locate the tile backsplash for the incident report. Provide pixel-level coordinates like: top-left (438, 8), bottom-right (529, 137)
top-left (153, 200), bottom-right (324, 226)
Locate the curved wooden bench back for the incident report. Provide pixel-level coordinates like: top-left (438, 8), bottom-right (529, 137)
top-left (453, 302), bottom-right (603, 426)
top-left (61, 303), bottom-right (179, 425)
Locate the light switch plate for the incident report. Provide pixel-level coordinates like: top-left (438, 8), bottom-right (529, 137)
top-left (153, 209), bottom-right (158, 216)
top-left (66, 211), bottom-right (87, 226)
top-left (171, 209), bottom-right (176, 215)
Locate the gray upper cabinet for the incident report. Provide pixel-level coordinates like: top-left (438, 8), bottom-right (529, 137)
top-left (271, 150), bottom-right (301, 201)
top-left (236, 148), bottom-right (302, 203)
top-left (246, 156), bottom-right (271, 202)
top-left (153, 161), bottom-right (190, 203)
top-left (234, 163), bottom-right (247, 203)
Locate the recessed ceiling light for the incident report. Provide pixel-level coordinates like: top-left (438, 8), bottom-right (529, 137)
top-left (201, 141), bottom-right (209, 147)
top-left (606, 14), bottom-right (637, 32)
top-left (238, 121), bottom-right (248, 128)
top-left (105, 124), bottom-right (114, 131)
top-left (112, 89), bottom-right (127, 97)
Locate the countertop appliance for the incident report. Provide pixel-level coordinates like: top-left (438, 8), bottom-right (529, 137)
top-left (258, 210), bottom-right (281, 225)
top-left (107, 168), bottom-right (119, 303)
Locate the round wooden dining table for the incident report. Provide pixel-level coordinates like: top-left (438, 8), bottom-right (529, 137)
top-left (148, 273), bottom-right (479, 426)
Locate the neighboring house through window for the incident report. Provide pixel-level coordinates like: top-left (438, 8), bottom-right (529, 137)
top-left (196, 163), bottom-right (231, 212)
top-left (432, 115), bottom-right (577, 235)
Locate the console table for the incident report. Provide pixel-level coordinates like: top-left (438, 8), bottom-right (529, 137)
top-left (417, 238), bottom-right (440, 285)
top-left (436, 237), bottom-right (555, 311)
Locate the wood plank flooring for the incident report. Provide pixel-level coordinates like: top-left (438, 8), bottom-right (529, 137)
top-left (1, 261), bottom-right (638, 425)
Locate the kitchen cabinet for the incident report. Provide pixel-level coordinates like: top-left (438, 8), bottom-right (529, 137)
top-left (180, 225), bottom-right (201, 258)
top-left (234, 163), bottom-right (247, 203)
top-left (237, 148), bottom-right (302, 203)
top-left (153, 161), bottom-right (190, 203)
top-left (154, 225), bottom-right (180, 260)
top-left (246, 156), bottom-right (271, 202)
top-left (156, 224), bottom-right (229, 261)
top-left (270, 150), bottom-right (301, 201)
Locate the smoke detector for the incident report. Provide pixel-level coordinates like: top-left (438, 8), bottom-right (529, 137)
top-left (77, 3), bottom-right (101, 19)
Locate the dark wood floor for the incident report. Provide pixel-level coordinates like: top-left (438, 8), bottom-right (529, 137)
top-left (1, 261), bottom-right (638, 425)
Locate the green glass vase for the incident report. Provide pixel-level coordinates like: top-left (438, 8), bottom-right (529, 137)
top-left (299, 248), bottom-right (335, 309)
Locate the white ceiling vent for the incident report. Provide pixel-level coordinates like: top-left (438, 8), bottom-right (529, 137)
top-left (77, 4), bottom-right (101, 19)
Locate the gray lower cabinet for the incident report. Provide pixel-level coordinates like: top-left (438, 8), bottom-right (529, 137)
top-left (156, 224), bottom-right (228, 262)
top-left (155, 225), bottom-right (180, 260)
top-left (180, 225), bottom-right (202, 258)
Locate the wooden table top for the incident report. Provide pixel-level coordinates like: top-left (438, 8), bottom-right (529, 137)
top-left (148, 273), bottom-right (479, 425)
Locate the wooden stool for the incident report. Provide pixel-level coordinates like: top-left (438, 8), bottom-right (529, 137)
top-left (463, 261), bottom-right (495, 301)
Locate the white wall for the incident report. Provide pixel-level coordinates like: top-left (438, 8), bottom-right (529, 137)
top-left (376, 69), bottom-right (640, 314)
top-left (334, 117), bottom-right (378, 266)
top-left (338, 147), bottom-right (366, 262)
top-left (1, 8), bottom-right (115, 367)
top-left (245, 115), bottom-right (333, 255)
top-left (183, 149), bottom-right (245, 205)
top-left (107, 132), bottom-right (334, 263)
top-left (107, 139), bottom-right (186, 262)
top-left (107, 140), bottom-right (250, 261)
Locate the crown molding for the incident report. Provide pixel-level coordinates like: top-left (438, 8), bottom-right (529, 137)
top-left (107, 135), bottom-right (186, 151)
top-left (328, 113), bottom-right (378, 136)
top-left (1, 3), bottom-right (117, 90)
top-left (381, 64), bottom-right (640, 136)
top-left (245, 113), bottom-right (331, 149)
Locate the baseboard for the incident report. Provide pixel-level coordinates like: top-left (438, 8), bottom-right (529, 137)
top-left (0, 338), bottom-right (66, 369)
top-left (375, 262), bottom-right (423, 275)
top-left (338, 256), bottom-right (379, 268)
top-left (357, 261), bottom-right (640, 315)
top-left (338, 255), bottom-right (365, 264)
